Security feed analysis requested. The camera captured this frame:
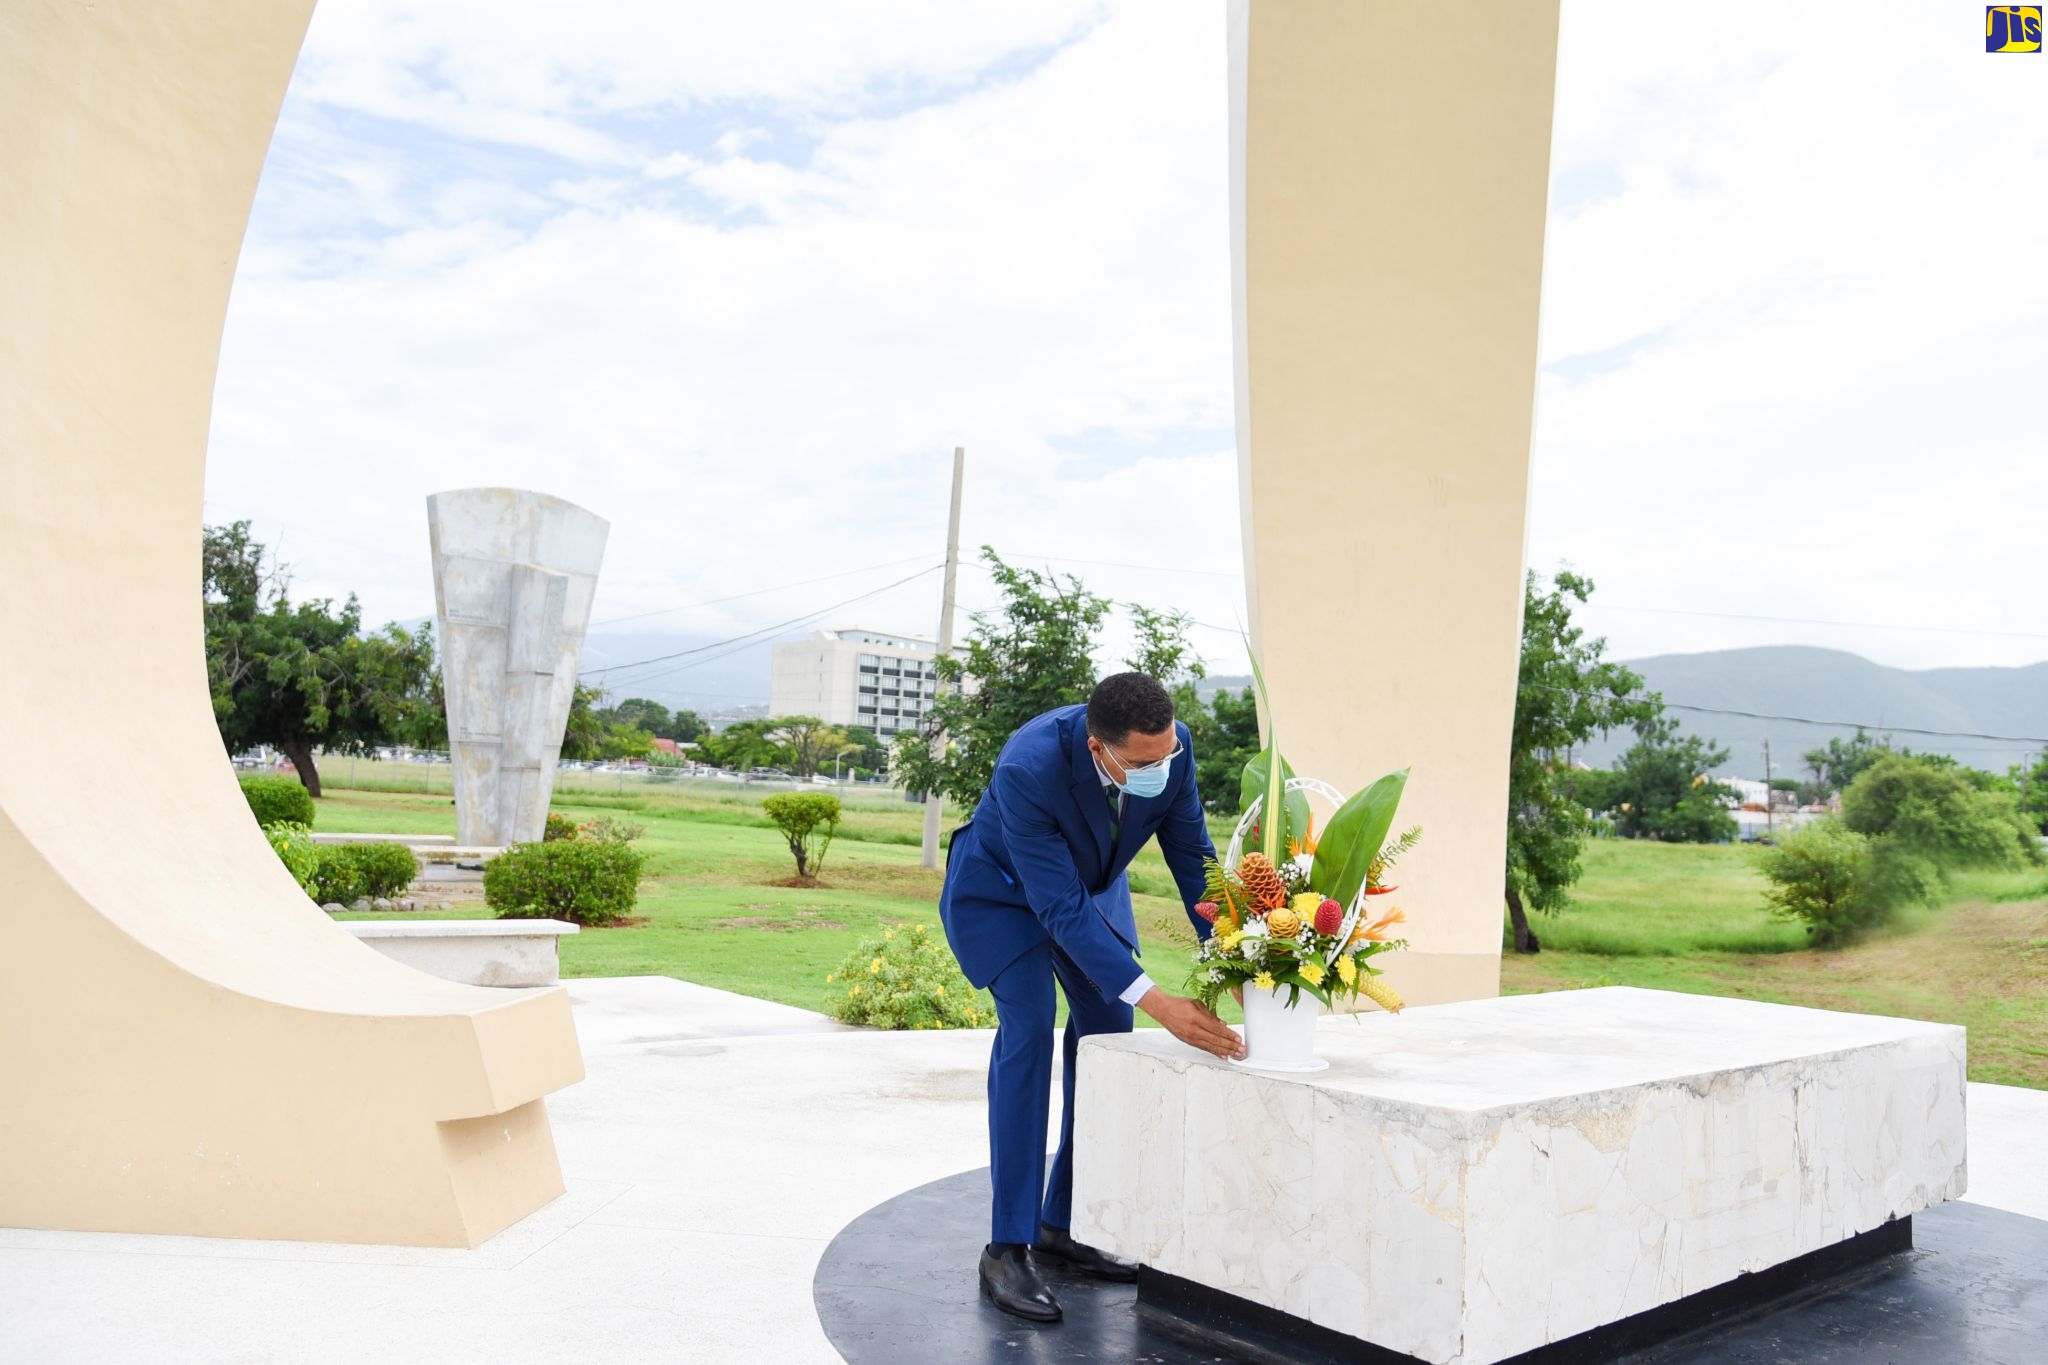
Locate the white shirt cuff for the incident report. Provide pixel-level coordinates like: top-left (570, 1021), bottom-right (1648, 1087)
top-left (1118, 972), bottom-right (1155, 1006)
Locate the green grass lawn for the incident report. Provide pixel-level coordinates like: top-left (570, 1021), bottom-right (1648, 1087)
top-left (1502, 840), bottom-right (2048, 1089)
top-left (314, 788), bottom-right (2048, 1087)
top-left (318, 786), bottom-right (1236, 1026)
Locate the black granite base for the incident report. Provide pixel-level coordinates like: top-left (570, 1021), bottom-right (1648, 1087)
top-left (812, 1166), bottom-right (2048, 1365)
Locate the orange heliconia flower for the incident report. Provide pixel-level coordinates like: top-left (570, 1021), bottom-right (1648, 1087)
top-left (1287, 810), bottom-right (1319, 859)
top-left (1351, 906), bottom-right (1407, 944)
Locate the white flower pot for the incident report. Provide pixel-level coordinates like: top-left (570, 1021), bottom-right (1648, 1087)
top-left (1232, 983), bottom-right (1329, 1073)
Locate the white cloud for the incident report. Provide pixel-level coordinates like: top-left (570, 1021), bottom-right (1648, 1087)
top-left (205, 0), bottom-right (2048, 714)
top-left (207, 0), bottom-right (1242, 696)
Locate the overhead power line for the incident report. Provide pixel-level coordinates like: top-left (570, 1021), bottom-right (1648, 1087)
top-left (1524, 683), bottom-right (2048, 746)
top-left (589, 552), bottom-right (942, 628)
top-left (580, 564), bottom-right (943, 679)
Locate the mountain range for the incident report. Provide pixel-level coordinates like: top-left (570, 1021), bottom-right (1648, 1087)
top-left (568, 635), bottom-right (2046, 780)
top-left (1579, 646), bottom-right (2048, 780)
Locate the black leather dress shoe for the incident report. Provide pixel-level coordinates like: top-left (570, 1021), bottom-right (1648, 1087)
top-left (1034, 1224), bottom-right (1140, 1283)
top-left (979, 1243), bottom-right (1063, 1322)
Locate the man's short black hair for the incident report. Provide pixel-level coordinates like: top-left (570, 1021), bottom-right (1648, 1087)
top-left (1086, 672), bottom-right (1176, 745)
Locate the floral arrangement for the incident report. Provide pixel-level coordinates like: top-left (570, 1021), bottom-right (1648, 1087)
top-left (1185, 653), bottom-right (1419, 1016)
top-left (1188, 820), bottom-right (1416, 1014)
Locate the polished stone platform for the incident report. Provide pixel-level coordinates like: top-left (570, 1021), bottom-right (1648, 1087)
top-left (813, 1166), bottom-right (2048, 1364)
top-left (1072, 988), bottom-right (1968, 1364)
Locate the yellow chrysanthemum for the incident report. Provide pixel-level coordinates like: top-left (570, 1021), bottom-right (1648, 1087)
top-left (1299, 960), bottom-right (1325, 987)
top-left (1291, 892), bottom-right (1321, 917)
top-left (1253, 971), bottom-right (1276, 992)
top-left (1336, 955), bottom-right (1358, 987)
top-left (1217, 928), bottom-right (1243, 952)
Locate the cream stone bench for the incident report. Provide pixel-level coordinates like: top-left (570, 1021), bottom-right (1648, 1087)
top-left (345, 920), bottom-right (579, 988)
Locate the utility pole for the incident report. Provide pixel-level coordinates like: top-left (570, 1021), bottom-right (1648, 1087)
top-left (921, 447), bottom-right (965, 870)
top-left (1763, 739), bottom-right (1774, 844)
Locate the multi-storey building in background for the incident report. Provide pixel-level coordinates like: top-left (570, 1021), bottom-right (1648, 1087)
top-left (768, 628), bottom-right (942, 740)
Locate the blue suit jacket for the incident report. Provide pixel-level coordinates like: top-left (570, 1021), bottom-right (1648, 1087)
top-left (940, 704), bottom-right (1216, 997)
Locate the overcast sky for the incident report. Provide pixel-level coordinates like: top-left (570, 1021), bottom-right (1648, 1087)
top-left (204, 0), bottom-right (2048, 699)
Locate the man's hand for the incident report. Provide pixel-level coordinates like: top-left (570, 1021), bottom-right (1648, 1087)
top-left (1138, 987), bottom-right (1246, 1060)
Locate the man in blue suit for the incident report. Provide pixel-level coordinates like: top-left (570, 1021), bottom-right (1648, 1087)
top-left (941, 672), bottom-right (1245, 1322)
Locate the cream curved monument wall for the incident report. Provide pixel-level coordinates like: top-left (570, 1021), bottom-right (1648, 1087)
top-left (0, 0), bottom-right (583, 1246)
top-left (1231, 0), bottom-right (1561, 1005)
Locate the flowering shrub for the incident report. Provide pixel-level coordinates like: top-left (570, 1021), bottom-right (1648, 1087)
top-left (264, 821), bottom-right (320, 895)
top-left (827, 924), bottom-right (986, 1030)
top-left (543, 812), bottom-right (581, 842)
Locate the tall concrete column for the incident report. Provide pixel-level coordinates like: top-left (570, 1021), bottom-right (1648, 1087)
top-left (428, 489), bottom-right (608, 848)
top-left (1230, 0), bottom-right (1561, 1005)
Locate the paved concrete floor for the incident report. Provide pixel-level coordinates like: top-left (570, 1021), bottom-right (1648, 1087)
top-left (2, 978), bottom-right (2043, 1365)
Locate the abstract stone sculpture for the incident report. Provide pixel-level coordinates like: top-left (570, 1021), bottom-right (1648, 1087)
top-left (428, 489), bottom-right (609, 848)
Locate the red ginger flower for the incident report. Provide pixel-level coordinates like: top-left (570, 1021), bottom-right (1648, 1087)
top-left (1314, 898), bottom-right (1343, 936)
top-left (1194, 901), bottom-right (1219, 924)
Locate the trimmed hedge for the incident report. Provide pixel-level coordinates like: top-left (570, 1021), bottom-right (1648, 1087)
top-left (484, 839), bottom-right (647, 926)
top-left (310, 842), bottom-right (419, 904)
top-left (241, 775), bottom-right (314, 827)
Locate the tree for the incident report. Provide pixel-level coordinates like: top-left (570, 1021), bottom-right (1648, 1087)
top-left (561, 683), bottom-right (609, 761)
top-left (203, 523), bottom-right (438, 796)
top-left (2012, 753), bottom-right (2048, 835)
top-left (1756, 819), bottom-right (1885, 947)
top-left (1802, 728), bottom-right (1890, 797)
top-left (1610, 715), bottom-right (1738, 844)
top-left (1191, 685), bottom-right (1262, 814)
top-left (840, 725), bottom-right (887, 776)
top-left (762, 792), bottom-right (841, 881)
top-left (1504, 571), bottom-right (1658, 953)
top-left (603, 697), bottom-right (706, 743)
top-left (1841, 753), bottom-right (2044, 872)
top-left (698, 719), bottom-right (790, 772)
top-left (769, 716), bottom-right (852, 779)
top-left (599, 724), bottom-right (656, 761)
top-left (893, 548), bottom-right (1110, 808)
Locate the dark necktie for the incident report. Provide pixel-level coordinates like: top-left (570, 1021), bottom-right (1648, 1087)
top-left (1106, 785), bottom-right (1123, 843)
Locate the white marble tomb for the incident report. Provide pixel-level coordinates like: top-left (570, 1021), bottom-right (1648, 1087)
top-left (1072, 986), bottom-right (1967, 1365)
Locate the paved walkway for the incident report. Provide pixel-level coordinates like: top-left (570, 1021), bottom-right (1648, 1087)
top-left (2, 977), bottom-right (2043, 1364)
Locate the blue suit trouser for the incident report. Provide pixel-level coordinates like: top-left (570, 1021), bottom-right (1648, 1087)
top-left (984, 937), bottom-right (1135, 1246)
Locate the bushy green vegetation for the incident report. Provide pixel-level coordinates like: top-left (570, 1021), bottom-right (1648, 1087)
top-left (316, 783), bottom-right (2048, 1088)
top-left (762, 792), bottom-right (841, 880)
top-left (485, 838), bottom-right (648, 926)
top-left (826, 924), bottom-right (988, 1029)
top-left (307, 841), bottom-right (418, 905)
top-left (241, 775), bottom-right (315, 828)
top-left (263, 821), bottom-right (320, 894)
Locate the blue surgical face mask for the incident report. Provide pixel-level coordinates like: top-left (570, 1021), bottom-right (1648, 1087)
top-left (1118, 757), bottom-right (1171, 799)
top-left (1106, 741), bottom-right (1175, 799)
